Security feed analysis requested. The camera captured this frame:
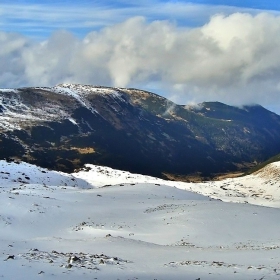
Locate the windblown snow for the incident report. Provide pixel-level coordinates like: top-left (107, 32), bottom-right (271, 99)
top-left (1, 160), bottom-right (280, 279)
top-left (0, 88), bottom-right (69, 131)
top-left (0, 84), bottom-right (127, 131)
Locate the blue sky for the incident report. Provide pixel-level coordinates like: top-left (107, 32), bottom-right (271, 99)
top-left (1, 0), bottom-right (280, 113)
top-left (2, 0), bottom-right (280, 39)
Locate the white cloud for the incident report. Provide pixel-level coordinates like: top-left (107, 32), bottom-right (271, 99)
top-left (1, 13), bottom-right (280, 113)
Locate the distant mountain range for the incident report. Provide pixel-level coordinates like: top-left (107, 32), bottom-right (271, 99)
top-left (0, 84), bottom-right (280, 179)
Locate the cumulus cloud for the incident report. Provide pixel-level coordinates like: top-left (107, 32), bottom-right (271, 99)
top-left (1, 13), bottom-right (280, 112)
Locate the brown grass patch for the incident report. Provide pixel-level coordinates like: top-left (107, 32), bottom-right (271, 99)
top-left (71, 147), bottom-right (95, 154)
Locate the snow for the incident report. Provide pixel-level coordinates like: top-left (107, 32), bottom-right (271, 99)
top-left (52, 84), bottom-right (125, 116)
top-left (52, 84), bottom-right (99, 115)
top-left (73, 162), bottom-right (280, 208)
top-left (55, 83), bottom-right (123, 98)
top-left (0, 89), bottom-right (70, 131)
top-left (0, 84), bottom-right (130, 132)
top-left (0, 161), bottom-right (91, 188)
top-left (68, 118), bottom-right (78, 125)
top-left (1, 160), bottom-right (280, 279)
top-left (0, 84), bottom-right (126, 132)
top-left (0, 89), bottom-right (19, 93)
top-left (72, 164), bottom-right (170, 187)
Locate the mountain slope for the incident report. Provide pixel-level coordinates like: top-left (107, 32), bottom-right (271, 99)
top-left (246, 152), bottom-right (280, 174)
top-left (1, 84), bottom-right (280, 178)
top-left (1, 160), bottom-right (280, 279)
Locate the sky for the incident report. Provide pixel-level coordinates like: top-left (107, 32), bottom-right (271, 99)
top-left (1, 0), bottom-right (280, 113)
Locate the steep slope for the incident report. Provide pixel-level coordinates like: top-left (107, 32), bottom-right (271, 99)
top-left (1, 84), bottom-right (280, 178)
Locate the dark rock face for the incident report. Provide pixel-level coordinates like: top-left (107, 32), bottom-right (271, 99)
top-left (0, 84), bottom-right (280, 179)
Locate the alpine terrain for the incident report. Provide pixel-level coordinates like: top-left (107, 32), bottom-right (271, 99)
top-left (1, 159), bottom-right (280, 279)
top-left (1, 84), bottom-right (280, 179)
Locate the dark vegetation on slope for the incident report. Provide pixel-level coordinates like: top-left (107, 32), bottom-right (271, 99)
top-left (0, 85), bottom-right (280, 180)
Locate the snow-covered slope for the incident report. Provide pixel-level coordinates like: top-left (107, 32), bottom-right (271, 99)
top-left (186, 161), bottom-right (280, 208)
top-left (72, 164), bottom-right (169, 187)
top-left (0, 160), bottom-right (91, 188)
top-left (0, 87), bottom-right (69, 131)
top-left (1, 160), bottom-right (280, 279)
top-left (73, 161), bottom-right (280, 208)
top-left (0, 84), bottom-right (127, 131)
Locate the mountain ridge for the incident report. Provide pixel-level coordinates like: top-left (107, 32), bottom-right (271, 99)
top-left (0, 84), bottom-right (280, 179)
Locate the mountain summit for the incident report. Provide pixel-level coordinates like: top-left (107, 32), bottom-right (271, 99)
top-left (1, 84), bottom-right (280, 179)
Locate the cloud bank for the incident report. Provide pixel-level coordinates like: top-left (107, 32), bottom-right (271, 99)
top-left (1, 13), bottom-right (280, 111)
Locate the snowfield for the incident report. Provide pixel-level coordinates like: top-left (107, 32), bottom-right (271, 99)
top-left (1, 160), bottom-right (280, 279)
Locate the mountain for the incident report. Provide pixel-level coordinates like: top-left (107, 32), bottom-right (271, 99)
top-left (1, 84), bottom-right (280, 179)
